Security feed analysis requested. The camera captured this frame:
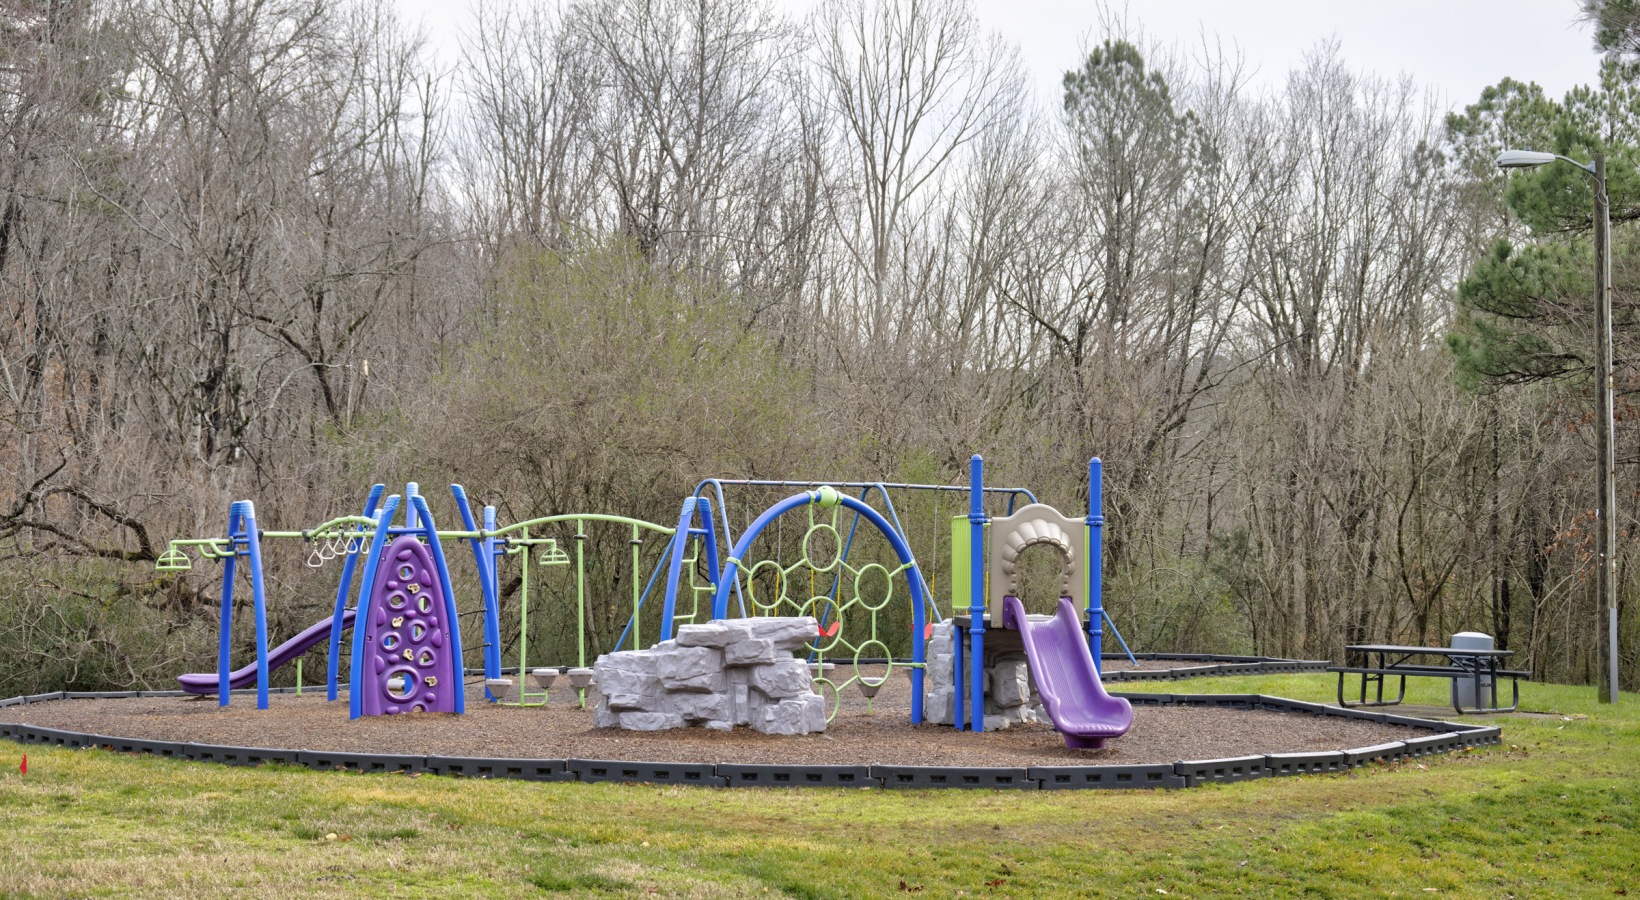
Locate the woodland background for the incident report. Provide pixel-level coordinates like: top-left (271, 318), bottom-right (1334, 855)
top-left (3, 0), bottom-right (1638, 693)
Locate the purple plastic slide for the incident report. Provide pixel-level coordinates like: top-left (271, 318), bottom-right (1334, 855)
top-left (1001, 595), bottom-right (1133, 749)
top-left (176, 609), bottom-right (356, 694)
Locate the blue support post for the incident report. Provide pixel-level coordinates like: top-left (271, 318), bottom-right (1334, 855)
top-left (697, 498), bottom-right (721, 614)
top-left (1086, 457), bottom-right (1105, 673)
top-left (412, 493), bottom-right (465, 714)
top-left (403, 482), bottom-right (419, 530)
top-left (349, 495), bottom-right (401, 720)
top-left (329, 484), bottom-right (384, 701)
top-left (241, 502), bottom-right (272, 710)
top-left (952, 618), bottom-right (965, 731)
top-left (968, 455), bottom-right (987, 732)
top-left (659, 496), bottom-right (699, 640)
top-left (481, 505), bottom-right (500, 689)
top-left (215, 503), bottom-right (244, 707)
top-left (451, 485), bottom-right (503, 699)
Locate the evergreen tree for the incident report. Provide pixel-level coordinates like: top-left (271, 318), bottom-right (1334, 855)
top-left (1445, 59), bottom-right (1640, 393)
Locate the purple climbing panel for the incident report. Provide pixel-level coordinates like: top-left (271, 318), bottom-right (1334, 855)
top-left (360, 535), bottom-right (458, 715)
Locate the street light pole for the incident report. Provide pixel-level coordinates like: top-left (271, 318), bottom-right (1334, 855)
top-left (1497, 148), bottom-right (1620, 703)
top-left (1593, 152), bottom-right (1618, 704)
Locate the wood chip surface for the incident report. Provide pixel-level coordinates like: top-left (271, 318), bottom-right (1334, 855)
top-left (2, 666), bottom-right (1437, 766)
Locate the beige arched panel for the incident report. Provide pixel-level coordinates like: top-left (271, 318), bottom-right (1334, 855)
top-left (986, 503), bottom-right (1086, 614)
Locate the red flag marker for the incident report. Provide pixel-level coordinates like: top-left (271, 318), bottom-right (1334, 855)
top-left (19, 754), bottom-right (26, 775)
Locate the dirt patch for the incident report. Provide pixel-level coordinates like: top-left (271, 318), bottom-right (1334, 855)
top-left (0, 666), bottom-right (1439, 766)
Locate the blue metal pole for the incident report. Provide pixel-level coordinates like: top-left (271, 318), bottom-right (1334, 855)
top-left (413, 494), bottom-right (464, 714)
top-left (329, 484), bottom-right (383, 701)
top-left (952, 617), bottom-right (965, 731)
top-left (1103, 609), bottom-right (1138, 665)
top-left (1087, 457), bottom-right (1105, 673)
top-left (480, 505), bottom-right (501, 689)
top-left (690, 479), bottom-right (748, 614)
top-left (349, 495), bottom-right (400, 720)
top-left (240, 502), bottom-right (271, 710)
top-left (612, 550), bottom-right (673, 652)
top-left (697, 498), bottom-right (723, 615)
top-left (968, 455), bottom-right (986, 732)
top-left (403, 482), bottom-right (418, 530)
top-left (659, 496), bottom-right (698, 639)
top-left (451, 485), bottom-right (502, 699)
top-left (216, 503), bottom-right (244, 707)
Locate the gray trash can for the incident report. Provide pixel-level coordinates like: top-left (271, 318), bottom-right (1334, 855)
top-left (1450, 631), bottom-right (1494, 709)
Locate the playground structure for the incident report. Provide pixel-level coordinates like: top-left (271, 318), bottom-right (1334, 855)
top-left (157, 456), bottom-right (1133, 746)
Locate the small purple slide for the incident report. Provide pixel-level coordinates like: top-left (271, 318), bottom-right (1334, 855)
top-left (1002, 595), bottom-right (1133, 750)
top-left (177, 609), bottom-right (356, 694)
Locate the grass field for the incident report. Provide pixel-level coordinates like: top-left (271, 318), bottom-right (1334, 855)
top-left (0, 673), bottom-right (1634, 898)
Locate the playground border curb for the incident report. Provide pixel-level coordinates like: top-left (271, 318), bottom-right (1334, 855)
top-left (873, 764), bottom-right (1036, 789)
top-left (1175, 755), bottom-right (1267, 786)
top-left (1168, 693), bottom-right (1262, 709)
top-left (1401, 732), bottom-right (1471, 758)
top-left (1110, 691), bottom-right (1173, 705)
top-left (297, 750), bottom-right (430, 774)
top-left (185, 743), bottom-right (302, 766)
top-left (569, 758), bottom-right (727, 787)
top-left (1253, 698), bottom-right (1329, 716)
top-left (88, 734), bottom-right (188, 758)
top-left (1343, 741), bottom-right (1408, 766)
top-left (426, 756), bottom-right (575, 781)
top-left (718, 763), bottom-right (874, 788)
top-left (1029, 763), bottom-right (1185, 790)
top-left (1100, 654), bottom-right (1331, 683)
top-left (1264, 750), bottom-right (1349, 777)
top-left (0, 691), bottom-right (1502, 790)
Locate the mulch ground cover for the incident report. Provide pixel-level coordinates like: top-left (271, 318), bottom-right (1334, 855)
top-left (1, 665), bottom-right (1430, 767)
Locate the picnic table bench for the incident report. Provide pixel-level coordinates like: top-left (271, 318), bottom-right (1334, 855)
top-left (1329, 644), bottom-right (1527, 714)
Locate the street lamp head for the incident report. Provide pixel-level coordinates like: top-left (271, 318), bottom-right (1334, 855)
top-left (1496, 149), bottom-right (1559, 169)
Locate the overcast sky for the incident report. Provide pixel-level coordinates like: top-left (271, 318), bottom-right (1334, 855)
top-left (397, 0), bottom-right (1602, 112)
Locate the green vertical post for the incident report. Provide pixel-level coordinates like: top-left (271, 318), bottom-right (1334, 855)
top-left (296, 658), bottom-right (303, 697)
top-left (576, 518), bottom-right (587, 708)
top-left (519, 526), bottom-right (530, 705)
top-left (631, 523), bottom-right (642, 650)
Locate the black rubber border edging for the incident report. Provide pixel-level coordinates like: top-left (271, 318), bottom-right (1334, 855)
top-left (719, 763), bottom-right (873, 788)
top-left (1100, 654), bottom-right (1332, 683)
top-left (570, 758), bottom-right (727, 787)
top-left (427, 756), bottom-right (575, 781)
top-left (0, 690), bottom-right (1500, 790)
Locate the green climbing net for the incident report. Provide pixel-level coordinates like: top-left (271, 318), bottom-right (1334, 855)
top-left (740, 500), bottom-right (918, 720)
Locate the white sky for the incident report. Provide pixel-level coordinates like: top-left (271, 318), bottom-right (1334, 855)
top-left (396, 0), bottom-right (1601, 112)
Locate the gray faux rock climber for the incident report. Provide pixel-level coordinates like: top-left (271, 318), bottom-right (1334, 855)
top-left (749, 658), bottom-right (810, 698)
top-left (921, 620), bottom-right (1043, 730)
top-left (592, 616), bottom-right (827, 735)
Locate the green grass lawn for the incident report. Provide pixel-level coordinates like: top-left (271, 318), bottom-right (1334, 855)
top-left (0, 674), bottom-right (1634, 898)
